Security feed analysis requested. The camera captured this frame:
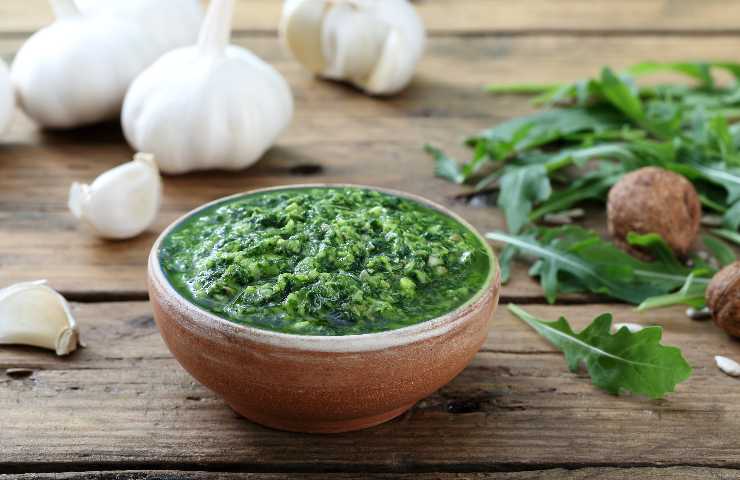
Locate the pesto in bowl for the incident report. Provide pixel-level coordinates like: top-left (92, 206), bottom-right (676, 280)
top-left (159, 186), bottom-right (492, 336)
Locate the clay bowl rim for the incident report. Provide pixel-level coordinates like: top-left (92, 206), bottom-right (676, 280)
top-left (149, 183), bottom-right (499, 353)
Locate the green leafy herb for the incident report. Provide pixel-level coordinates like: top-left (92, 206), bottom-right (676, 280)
top-left (703, 234), bottom-right (737, 267)
top-left (509, 304), bottom-right (692, 398)
top-left (497, 164), bottom-right (551, 233)
top-left (430, 60), bottom-right (740, 238)
top-left (425, 144), bottom-right (465, 184)
top-left (712, 228), bottom-right (740, 246)
top-left (637, 272), bottom-right (710, 311)
top-left (487, 226), bottom-right (706, 304)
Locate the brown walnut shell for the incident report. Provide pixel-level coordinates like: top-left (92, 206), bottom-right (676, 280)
top-left (707, 261), bottom-right (740, 338)
top-left (607, 167), bottom-right (701, 257)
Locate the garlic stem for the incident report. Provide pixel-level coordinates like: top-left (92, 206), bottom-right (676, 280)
top-left (197, 0), bottom-right (234, 57)
top-left (50, 0), bottom-right (81, 19)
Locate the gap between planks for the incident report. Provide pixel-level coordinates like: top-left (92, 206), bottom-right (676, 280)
top-left (6, 461), bottom-right (740, 476)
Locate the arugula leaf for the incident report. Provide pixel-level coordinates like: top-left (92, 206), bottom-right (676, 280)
top-left (469, 107), bottom-right (627, 153)
top-left (529, 173), bottom-right (617, 221)
top-left (689, 162), bottom-right (740, 204)
top-left (426, 145), bottom-right (465, 184)
top-left (724, 201), bottom-right (740, 231)
top-left (509, 304), bottom-right (692, 398)
top-left (712, 228), bottom-right (740, 246)
top-left (485, 83), bottom-right (560, 94)
top-left (627, 61), bottom-right (716, 89)
top-left (599, 68), bottom-right (645, 124)
top-left (703, 234), bottom-right (737, 267)
top-left (487, 227), bottom-right (698, 304)
top-left (497, 165), bottom-right (551, 234)
top-left (637, 272), bottom-right (710, 311)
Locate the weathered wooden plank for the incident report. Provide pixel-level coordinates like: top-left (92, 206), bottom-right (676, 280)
top-left (4, 0), bottom-right (740, 35)
top-left (2, 468), bottom-right (740, 479)
top-left (1, 302), bottom-right (738, 471)
top-left (0, 34), bottom-right (737, 298)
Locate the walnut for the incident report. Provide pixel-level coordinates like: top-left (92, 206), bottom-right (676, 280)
top-left (707, 262), bottom-right (740, 338)
top-left (607, 167), bottom-right (701, 257)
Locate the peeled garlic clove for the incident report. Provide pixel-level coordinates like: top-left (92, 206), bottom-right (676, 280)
top-left (0, 58), bottom-right (14, 134)
top-left (716, 355), bottom-right (740, 377)
top-left (0, 281), bottom-right (79, 356)
top-left (69, 153), bottom-right (161, 239)
top-left (280, 0), bottom-right (426, 95)
top-left (613, 323), bottom-right (644, 333)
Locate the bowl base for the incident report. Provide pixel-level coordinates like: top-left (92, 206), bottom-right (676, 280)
top-left (229, 402), bottom-right (415, 434)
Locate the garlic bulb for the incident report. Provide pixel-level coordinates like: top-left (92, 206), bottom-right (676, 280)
top-left (68, 153), bottom-right (162, 239)
top-left (74, 0), bottom-right (203, 54)
top-left (0, 58), bottom-right (14, 134)
top-left (280, 0), bottom-right (426, 95)
top-left (0, 281), bottom-right (79, 356)
top-left (122, 0), bottom-right (293, 174)
top-left (11, 0), bottom-right (201, 129)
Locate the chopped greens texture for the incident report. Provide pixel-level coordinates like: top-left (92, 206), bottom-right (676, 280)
top-left (509, 304), bottom-right (692, 398)
top-left (160, 187), bottom-right (491, 336)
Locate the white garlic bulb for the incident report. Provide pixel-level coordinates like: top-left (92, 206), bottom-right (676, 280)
top-left (0, 280), bottom-right (79, 356)
top-left (0, 58), bottom-right (14, 134)
top-left (74, 0), bottom-right (203, 54)
top-left (122, 0), bottom-right (293, 174)
top-left (68, 153), bottom-right (162, 239)
top-left (280, 0), bottom-right (426, 95)
top-left (11, 0), bottom-right (201, 129)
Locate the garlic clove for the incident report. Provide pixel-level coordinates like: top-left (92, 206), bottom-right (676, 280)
top-left (0, 58), bottom-right (14, 134)
top-left (0, 280), bottom-right (79, 356)
top-left (320, 6), bottom-right (389, 82)
top-left (280, 0), bottom-right (426, 95)
top-left (612, 323), bottom-right (645, 333)
top-left (68, 153), bottom-right (162, 239)
top-left (363, 27), bottom-right (418, 95)
top-left (280, 0), bottom-right (328, 73)
top-left (715, 355), bottom-right (740, 377)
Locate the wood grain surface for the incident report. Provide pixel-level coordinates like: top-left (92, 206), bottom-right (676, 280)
top-left (1, 0), bottom-right (739, 478)
top-left (3, 0), bottom-right (740, 34)
top-left (1, 303), bottom-right (737, 475)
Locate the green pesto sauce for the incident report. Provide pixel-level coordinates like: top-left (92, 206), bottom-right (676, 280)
top-left (159, 187), bottom-right (491, 336)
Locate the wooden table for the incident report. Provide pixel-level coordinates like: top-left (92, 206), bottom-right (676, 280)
top-left (3, 1), bottom-right (740, 478)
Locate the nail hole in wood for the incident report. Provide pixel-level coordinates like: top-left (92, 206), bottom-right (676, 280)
top-left (446, 399), bottom-right (481, 414)
top-left (6, 368), bottom-right (34, 379)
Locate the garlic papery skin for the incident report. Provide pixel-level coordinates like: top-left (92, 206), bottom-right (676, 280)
top-left (68, 153), bottom-right (162, 239)
top-left (74, 0), bottom-right (203, 55)
top-left (11, 0), bottom-right (201, 129)
top-left (0, 58), bottom-right (14, 135)
top-left (122, 0), bottom-right (293, 174)
top-left (280, 0), bottom-right (426, 95)
top-left (0, 281), bottom-right (79, 356)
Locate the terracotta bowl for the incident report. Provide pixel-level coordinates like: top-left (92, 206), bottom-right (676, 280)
top-left (148, 185), bottom-right (500, 433)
